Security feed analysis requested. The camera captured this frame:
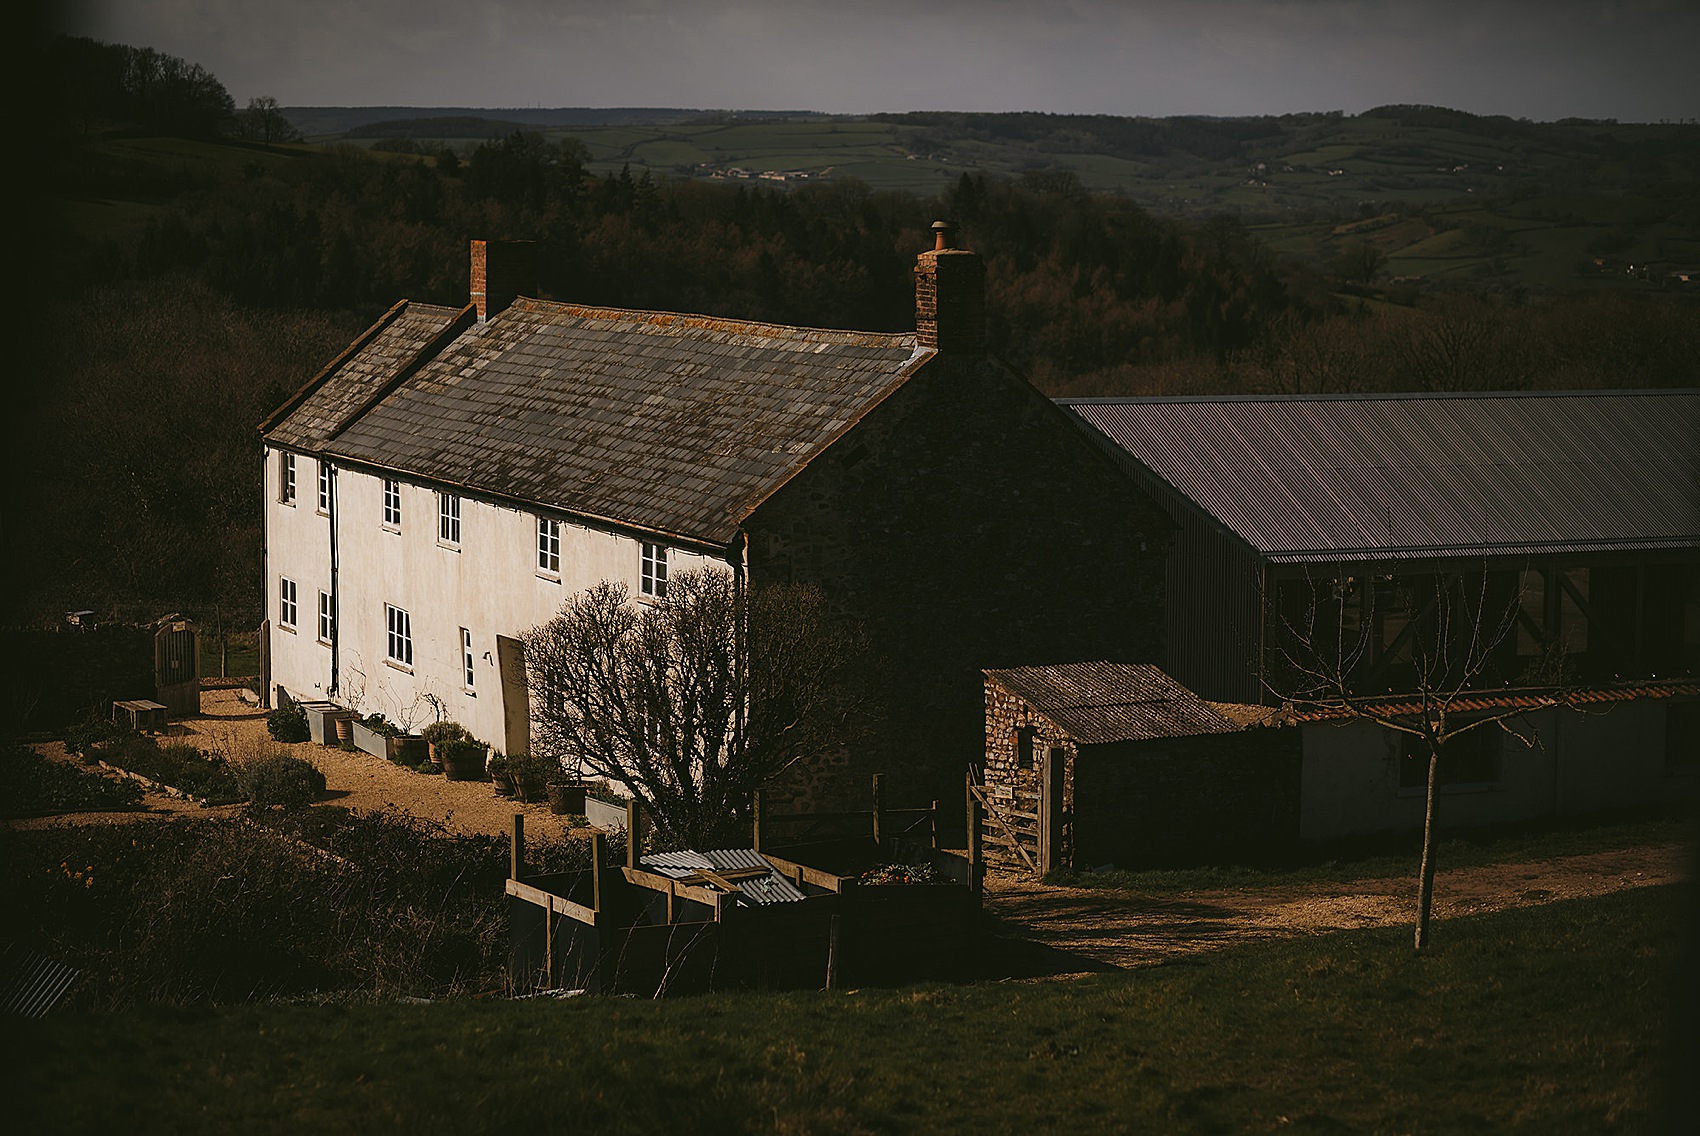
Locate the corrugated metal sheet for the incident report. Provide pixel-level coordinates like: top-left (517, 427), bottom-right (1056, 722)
top-left (985, 662), bottom-right (1241, 744)
top-left (0, 944), bottom-right (80, 1019)
top-left (638, 848), bottom-right (806, 906)
top-left (304, 298), bottom-right (927, 546)
top-left (1060, 391), bottom-right (1700, 561)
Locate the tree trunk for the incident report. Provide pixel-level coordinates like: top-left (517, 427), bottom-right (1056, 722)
top-left (1414, 744), bottom-right (1441, 951)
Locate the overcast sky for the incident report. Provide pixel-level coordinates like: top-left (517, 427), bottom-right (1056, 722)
top-left (59, 1), bottom-right (1699, 122)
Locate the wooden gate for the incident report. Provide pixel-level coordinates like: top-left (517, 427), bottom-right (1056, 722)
top-left (153, 618), bottom-right (200, 717)
top-left (969, 749), bottom-right (1067, 879)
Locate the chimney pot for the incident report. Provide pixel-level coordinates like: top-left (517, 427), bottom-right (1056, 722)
top-left (932, 220), bottom-right (954, 251)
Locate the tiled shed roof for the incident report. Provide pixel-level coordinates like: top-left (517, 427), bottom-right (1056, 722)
top-left (292, 298), bottom-right (926, 546)
top-left (1280, 679), bottom-right (1700, 724)
top-left (985, 662), bottom-right (1242, 744)
top-left (1060, 390), bottom-right (1700, 562)
top-left (264, 302), bottom-right (468, 449)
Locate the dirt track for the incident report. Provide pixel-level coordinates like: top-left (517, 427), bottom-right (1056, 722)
top-left (982, 841), bottom-right (1691, 970)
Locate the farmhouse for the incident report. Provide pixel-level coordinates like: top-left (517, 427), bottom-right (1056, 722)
top-left (261, 231), bottom-right (1169, 811)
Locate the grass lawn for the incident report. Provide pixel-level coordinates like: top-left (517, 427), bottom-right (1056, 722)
top-left (4, 885), bottom-right (1689, 1134)
top-left (1047, 809), bottom-right (1697, 896)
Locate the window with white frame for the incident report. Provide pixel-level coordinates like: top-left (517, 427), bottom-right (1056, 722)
top-left (385, 604), bottom-right (413, 667)
top-left (641, 542), bottom-right (669, 598)
top-left (317, 591), bottom-right (334, 644)
top-left (280, 452), bottom-right (297, 505)
top-left (538, 517), bottom-right (561, 574)
top-left (317, 461), bottom-right (332, 513)
top-left (279, 577), bottom-right (298, 629)
top-left (438, 492), bottom-right (461, 545)
top-left (461, 627), bottom-right (476, 690)
top-left (382, 479), bottom-right (402, 529)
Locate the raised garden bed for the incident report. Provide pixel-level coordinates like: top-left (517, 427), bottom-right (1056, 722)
top-left (301, 702), bottom-right (355, 746)
top-left (349, 719), bottom-right (426, 765)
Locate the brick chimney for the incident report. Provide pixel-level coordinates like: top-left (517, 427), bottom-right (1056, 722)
top-left (470, 239), bottom-right (537, 322)
top-left (914, 220), bottom-right (985, 354)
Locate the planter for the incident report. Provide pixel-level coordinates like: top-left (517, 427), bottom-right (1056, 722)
top-left (547, 782), bottom-right (589, 815)
top-left (492, 773), bottom-right (515, 797)
top-left (386, 735), bottom-right (427, 765)
top-left (302, 702), bottom-right (354, 746)
top-left (516, 776), bottom-right (549, 804)
top-left (334, 717), bottom-right (356, 746)
top-left (349, 720), bottom-right (390, 759)
top-left (426, 742), bottom-right (443, 770)
top-left (585, 795), bottom-right (630, 830)
top-left (442, 747), bottom-right (489, 782)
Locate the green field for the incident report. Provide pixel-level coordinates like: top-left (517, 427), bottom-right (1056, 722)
top-left (6, 885), bottom-right (1688, 1133)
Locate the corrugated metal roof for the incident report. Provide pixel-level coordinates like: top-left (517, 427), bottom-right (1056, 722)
top-left (984, 662), bottom-right (1241, 744)
top-left (287, 298), bottom-right (926, 546)
top-left (638, 848), bottom-right (807, 906)
top-left (1060, 391), bottom-right (1700, 562)
top-left (1281, 679), bottom-right (1700, 723)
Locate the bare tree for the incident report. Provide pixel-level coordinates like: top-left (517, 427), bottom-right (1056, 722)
top-left (523, 570), bottom-right (866, 848)
top-left (1265, 566), bottom-right (1571, 950)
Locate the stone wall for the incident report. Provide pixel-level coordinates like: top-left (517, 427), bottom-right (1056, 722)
top-left (982, 676), bottom-right (1077, 869)
top-left (747, 351), bottom-right (1171, 814)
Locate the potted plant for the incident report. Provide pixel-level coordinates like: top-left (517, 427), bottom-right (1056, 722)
top-left (507, 755), bottom-right (550, 803)
top-left (438, 738), bottom-right (489, 782)
top-left (486, 753), bottom-right (513, 795)
top-left (350, 713), bottom-right (395, 759)
top-left (546, 774), bottom-right (588, 815)
top-left (420, 720), bottom-right (470, 769)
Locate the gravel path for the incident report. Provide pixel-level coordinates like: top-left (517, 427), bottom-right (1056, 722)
top-left (13, 689), bottom-right (579, 838)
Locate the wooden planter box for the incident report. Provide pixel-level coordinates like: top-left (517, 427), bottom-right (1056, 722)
top-left (302, 702), bottom-right (355, 746)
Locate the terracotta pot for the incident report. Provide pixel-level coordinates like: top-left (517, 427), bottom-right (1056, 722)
top-left (442, 749), bottom-right (488, 782)
top-left (492, 773), bottom-right (515, 797)
top-left (517, 777), bottom-right (548, 804)
top-left (334, 717), bottom-right (355, 745)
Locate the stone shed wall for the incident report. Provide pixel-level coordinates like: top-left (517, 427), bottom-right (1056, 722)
top-left (982, 676), bottom-right (1078, 870)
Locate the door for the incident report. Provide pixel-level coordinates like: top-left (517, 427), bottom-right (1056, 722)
top-left (495, 634), bottom-right (531, 757)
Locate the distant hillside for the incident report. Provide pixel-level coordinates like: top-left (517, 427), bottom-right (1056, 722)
top-left (284, 106), bottom-right (829, 138)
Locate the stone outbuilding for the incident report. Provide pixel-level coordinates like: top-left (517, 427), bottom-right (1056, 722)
top-left (980, 661), bottom-right (1299, 871)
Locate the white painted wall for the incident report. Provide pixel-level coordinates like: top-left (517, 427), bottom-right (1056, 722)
top-left (1298, 702), bottom-right (1696, 842)
top-left (265, 448), bottom-right (728, 750)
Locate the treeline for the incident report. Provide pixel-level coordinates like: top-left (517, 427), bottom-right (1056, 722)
top-left (47, 36), bottom-right (235, 139)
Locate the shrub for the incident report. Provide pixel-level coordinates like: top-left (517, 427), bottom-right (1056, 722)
top-left (266, 701), bottom-right (310, 743)
top-left (475, 748), bottom-right (506, 775)
top-left (240, 752), bottom-right (327, 808)
top-left (420, 720), bottom-right (471, 746)
top-left (64, 715), bottom-right (129, 760)
top-left (362, 713), bottom-right (401, 738)
top-left (0, 744), bottom-right (144, 817)
top-left (101, 737), bottom-right (245, 803)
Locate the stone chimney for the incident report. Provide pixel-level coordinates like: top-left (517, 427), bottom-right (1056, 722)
top-left (470, 239), bottom-right (537, 322)
top-left (914, 220), bottom-right (985, 354)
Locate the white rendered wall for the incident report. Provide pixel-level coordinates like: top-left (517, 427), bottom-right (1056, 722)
top-left (265, 446), bottom-right (336, 703)
top-left (266, 452), bottom-right (727, 750)
top-left (1298, 703), bottom-right (1695, 842)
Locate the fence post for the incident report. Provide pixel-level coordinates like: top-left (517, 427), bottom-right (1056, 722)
top-left (752, 788), bottom-right (764, 852)
top-left (510, 812), bottom-right (525, 880)
top-left (591, 831), bottom-right (606, 913)
top-left (965, 771), bottom-right (982, 905)
top-left (871, 772), bottom-right (885, 851)
top-left (1041, 747), bottom-right (1066, 876)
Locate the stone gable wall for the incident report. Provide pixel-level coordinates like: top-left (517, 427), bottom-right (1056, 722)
top-left (748, 353), bottom-right (1170, 815)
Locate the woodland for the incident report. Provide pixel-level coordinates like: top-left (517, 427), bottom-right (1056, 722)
top-left (15, 34), bottom-right (1700, 636)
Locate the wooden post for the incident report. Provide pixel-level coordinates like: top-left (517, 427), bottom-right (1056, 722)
top-left (752, 788), bottom-right (764, 852)
top-left (544, 903), bottom-right (555, 988)
top-left (929, 799), bottom-right (940, 851)
top-left (965, 771), bottom-right (982, 905)
top-left (590, 832), bottom-right (606, 912)
top-left (510, 813), bottom-right (525, 880)
top-left (825, 913), bottom-right (841, 991)
top-left (1040, 747), bottom-right (1066, 875)
top-left (626, 799), bottom-right (641, 869)
top-left (871, 772), bottom-right (885, 852)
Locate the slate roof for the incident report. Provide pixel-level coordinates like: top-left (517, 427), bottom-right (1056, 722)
top-left (1060, 390), bottom-right (1700, 563)
top-left (263, 301), bottom-right (468, 449)
top-left (270, 298), bottom-right (927, 546)
top-left (985, 662), bottom-right (1242, 744)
